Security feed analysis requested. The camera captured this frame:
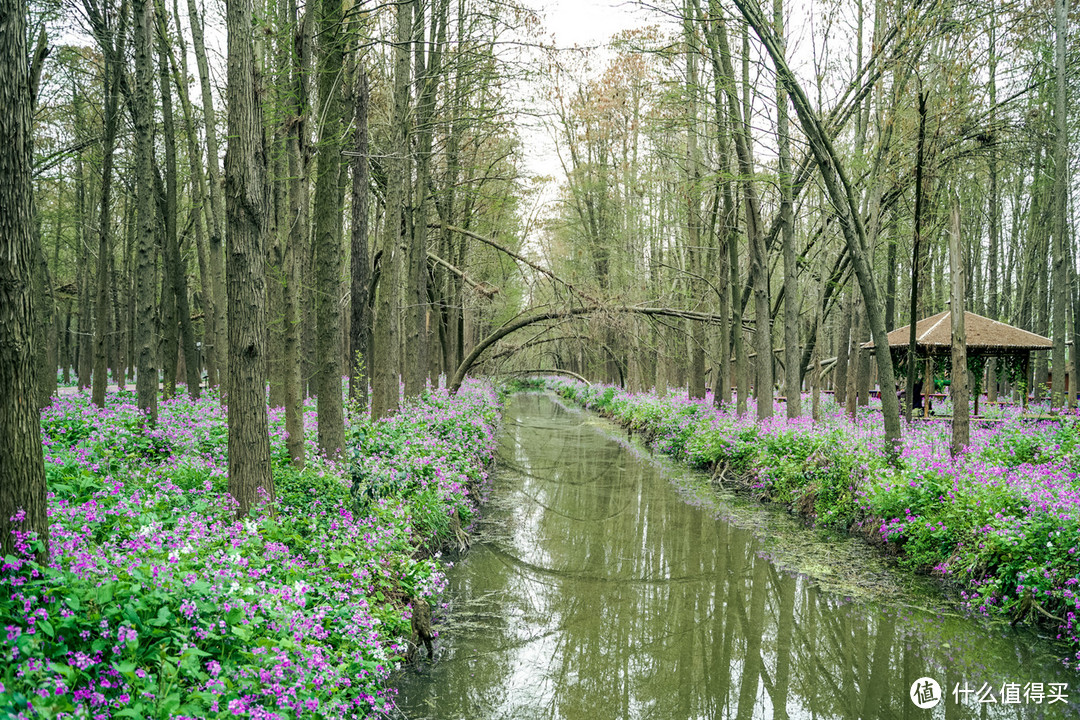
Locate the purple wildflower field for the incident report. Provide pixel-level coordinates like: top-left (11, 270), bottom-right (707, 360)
top-left (2, 381), bottom-right (499, 719)
top-left (547, 377), bottom-right (1080, 670)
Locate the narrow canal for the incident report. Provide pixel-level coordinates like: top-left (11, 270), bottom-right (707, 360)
top-left (393, 393), bottom-right (1079, 719)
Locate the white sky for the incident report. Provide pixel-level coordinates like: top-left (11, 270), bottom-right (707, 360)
top-left (515, 0), bottom-right (653, 244)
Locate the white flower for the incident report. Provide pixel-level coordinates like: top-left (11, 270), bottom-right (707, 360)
top-left (230, 582), bottom-right (240, 594)
top-left (292, 581), bottom-right (306, 595)
top-left (243, 519), bottom-right (258, 534)
top-left (180, 543), bottom-right (194, 555)
top-left (243, 586), bottom-right (254, 596)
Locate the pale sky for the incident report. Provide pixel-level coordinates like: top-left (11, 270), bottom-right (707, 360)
top-left (514, 0), bottom-right (654, 244)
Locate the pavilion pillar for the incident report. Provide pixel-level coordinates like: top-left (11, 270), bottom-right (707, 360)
top-left (1022, 352), bottom-right (1031, 410)
top-left (923, 356), bottom-right (932, 418)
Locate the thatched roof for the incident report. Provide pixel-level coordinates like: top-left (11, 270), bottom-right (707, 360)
top-left (864, 310), bottom-right (1053, 353)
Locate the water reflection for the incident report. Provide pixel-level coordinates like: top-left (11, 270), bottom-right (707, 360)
top-left (394, 394), bottom-right (1078, 719)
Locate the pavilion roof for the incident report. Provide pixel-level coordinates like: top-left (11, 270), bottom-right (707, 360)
top-left (863, 310), bottom-right (1053, 353)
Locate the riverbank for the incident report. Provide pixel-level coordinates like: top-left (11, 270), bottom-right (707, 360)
top-left (2, 382), bottom-right (499, 719)
top-left (544, 377), bottom-right (1080, 670)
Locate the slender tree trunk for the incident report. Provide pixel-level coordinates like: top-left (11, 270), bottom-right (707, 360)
top-left (283, 0), bottom-right (307, 467)
top-left (718, 16), bottom-right (772, 419)
top-left (312, 0), bottom-right (346, 456)
top-left (350, 66), bottom-right (371, 412)
top-left (685, 0), bottom-right (706, 400)
top-left (188, 0), bottom-right (227, 392)
top-left (835, 292), bottom-right (853, 406)
top-left (224, 0), bottom-right (274, 515)
top-left (846, 298), bottom-right (862, 418)
top-left (156, 11), bottom-right (193, 399)
top-left (133, 0), bottom-right (159, 423)
top-left (170, 0), bottom-right (217, 393)
top-left (372, 0), bottom-right (412, 418)
top-left (736, 0), bottom-right (902, 453)
top-left (949, 197), bottom-right (969, 453)
top-left (91, 64), bottom-right (118, 407)
top-left (1051, 0), bottom-right (1069, 408)
top-left (0, 0), bottom-right (49, 560)
top-left (775, 0), bottom-right (799, 417)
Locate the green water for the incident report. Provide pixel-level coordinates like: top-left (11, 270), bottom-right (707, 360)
top-left (393, 393), bottom-right (1079, 719)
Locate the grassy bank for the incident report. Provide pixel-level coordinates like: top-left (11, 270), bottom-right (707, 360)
top-left (545, 377), bottom-right (1080, 669)
top-left (2, 381), bottom-right (499, 719)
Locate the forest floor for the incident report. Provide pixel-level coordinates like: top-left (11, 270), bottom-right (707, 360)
top-left (2, 381), bottom-right (500, 719)
top-left (543, 377), bottom-right (1080, 671)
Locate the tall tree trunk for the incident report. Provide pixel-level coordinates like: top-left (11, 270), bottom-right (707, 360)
top-left (283, 0), bottom-right (307, 467)
top-left (188, 0), bottom-right (227, 392)
top-left (1051, 0), bottom-right (1069, 408)
top-left (715, 13), bottom-right (771, 418)
top-left (170, 0), bottom-right (217, 394)
top-left (224, 0), bottom-right (274, 515)
top-left (154, 9), bottom-right (200, 399)
top-left (685, 0), bottom-right (706, 400)
top-left (350, 66), bottom-right (371, 412)
top-left (775, 0), bottom-right (800, 417)
top-left (312, 0), bottom-right (346, 457)
top-left (1, 0), bottom-right (50, 560)
top-left (91, 50), bottom-right (119, 407)
top-left (735, 0), bottom-right (902, 453)
top-left (949, 196), bottom-right (969, 454)
top-left (372, 0), bottom-right (412, 419)
top-left (846, 297), bottom-right (862, 418)
top-left (906, 89), bottom-right (928, 420)
top-left (133, 0), bottom-right (159, 423)
top-left (835, 292), bottom-right (853, 406)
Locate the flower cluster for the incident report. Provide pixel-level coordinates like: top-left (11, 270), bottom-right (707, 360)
top-left (547, 378), bottom-right (1080, 670)
top-left (2, 381), bottom-right (499, 719)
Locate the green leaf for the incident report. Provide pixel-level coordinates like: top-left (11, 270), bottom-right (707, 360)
top-left (230, 624), bottom-right (252, 642)
top-left (97, 583), bottom-right (115, 605)
top-left (150, 605), bottom-right (172, 627)
top-left (48, 662), bottom-right (75, 681)
top-left (63, 594), bottom-right (80, 612)
top-left (38, 618), bottom-right (55, 638)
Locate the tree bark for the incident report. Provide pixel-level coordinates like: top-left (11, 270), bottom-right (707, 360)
top-left (283, 0), bottom-right (308, 468)
top-left (949, 197), bottom-right (969, 454)
top-left (133, 0), bottom-right (159, 422)
top-left (835, 292), bottom-right (853, 406)
top-left (350, 66), bottom-right (372, 412)
top-left (188, 0), bottom-right (227, 392)
top-left (372, 0), bottom-right (412, 419)
top-left (0, 0), bottom-right (50, 560)
top-left (685, 0), bottom-right (707, 400)
top-left (168, 0), bottom-right (218, 395)
top-left (312, 0), bottom-right (347, 456)
top-left (224, 0), bottom-right (274, 515)
top-left (1051, 0), bottom-right (1069, 408)
top-left (775, 0), bottom-right (800, 417)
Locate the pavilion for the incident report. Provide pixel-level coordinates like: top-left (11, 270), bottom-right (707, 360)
top-left (864, 310), bottom-right (1053, 414)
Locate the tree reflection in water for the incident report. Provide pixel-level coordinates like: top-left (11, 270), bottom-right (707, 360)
top-left (394, 394), bottom-right (1078, 719)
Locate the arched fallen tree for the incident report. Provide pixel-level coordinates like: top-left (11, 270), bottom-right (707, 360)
top-left (448, 304), bottom-right (731, 391)
top-left (500, 368), bottom-right (591, 385)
